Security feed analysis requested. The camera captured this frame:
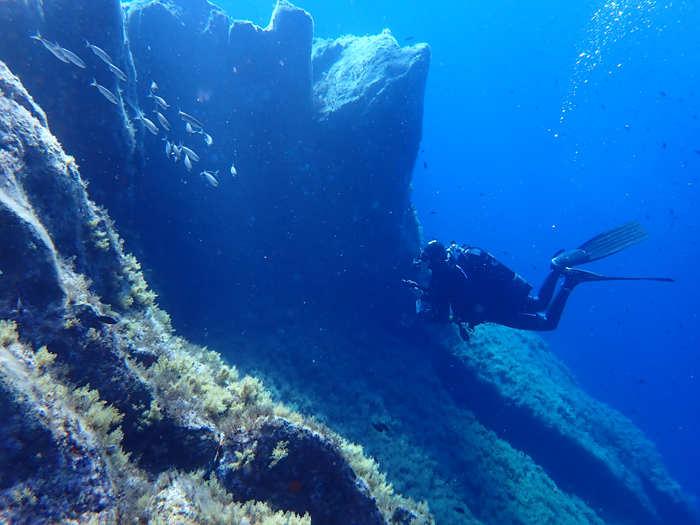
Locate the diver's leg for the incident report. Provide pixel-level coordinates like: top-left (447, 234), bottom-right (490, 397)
top-left (494, 280), bottom-right (575, 331)
top-left (521, 269), bottom-right (562, 313)
top-left (536, 283), bottom-right (575, 330)
top-left (534, 269), bottom-right (561, 308)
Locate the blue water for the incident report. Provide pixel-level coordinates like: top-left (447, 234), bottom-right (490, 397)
top-left (222, 0), bottom-right (700, 502)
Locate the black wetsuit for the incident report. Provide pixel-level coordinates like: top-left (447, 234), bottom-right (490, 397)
top-left (418, 247), bottom-right (574, 331)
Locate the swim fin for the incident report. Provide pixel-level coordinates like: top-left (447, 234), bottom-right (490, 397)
top-left (564, 268), bottom-right (675, 287)
top-left (552, 221), bottom-right (650, 269)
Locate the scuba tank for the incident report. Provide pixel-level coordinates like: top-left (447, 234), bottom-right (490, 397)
top-left (448, 244), bottom-right (532, 300)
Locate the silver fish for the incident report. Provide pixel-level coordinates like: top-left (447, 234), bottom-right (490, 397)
top-left (148, 93), bottom-right (169, 109)
top-left (172, 144), bottom-right (182, 162)
top-left (186, 123), bottom-right (197, 134)
top-left (202, 132), bottom-right (213, 147)
top-left (150, 81), bottom-right (158, 91)
top-left (13, 296), bottom-right (23, 318)
top-left (136, 112), bottom-right (159, 135)
top-left (200, 170), bottom-right (219, 187)
top-left (108, 63), bottom-right (127, 82)
top-left (31, 32), bottom-right (70, 63)
top-left (155, 110), bottom-right (170, 131)
top-left (184, 155), bottom-right (193, 172)
top-left (164, 139), bottom-right (172, 157)
top-left (230, 163), bottom-right (237, 177)
top-left (179, 146), bottom-right (199, 162)
top-left (85, 39), bottom-right (113, 64)
top-left (90, 79), bottom-right (119, 105)
top-left (178, 109), bottom-right (203, 129)
top-left (55, 44), bottom-right (86, 68)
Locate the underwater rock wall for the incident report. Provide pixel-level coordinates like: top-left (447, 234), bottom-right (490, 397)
top-left (117, 0), bottom-right (429, 328)
top-left (0, 60), bottom-right (431, 524)
top-left (0, 61), bottom-right (137, 330)
top-left (0, 0), bottom-right (428, 326)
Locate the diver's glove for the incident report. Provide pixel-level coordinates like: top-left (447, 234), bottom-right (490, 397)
top-left (402, 280), bottom-right (426, 298)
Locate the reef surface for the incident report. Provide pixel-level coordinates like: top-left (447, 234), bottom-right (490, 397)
top-left (0, 0), bottom-right (698, 524)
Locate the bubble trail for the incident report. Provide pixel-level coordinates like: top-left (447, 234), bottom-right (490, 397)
top-left (557, 0), bottom-right (665, 128)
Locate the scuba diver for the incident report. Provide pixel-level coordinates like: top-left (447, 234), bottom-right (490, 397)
top-left (404, 221), bottom-right (674, 342)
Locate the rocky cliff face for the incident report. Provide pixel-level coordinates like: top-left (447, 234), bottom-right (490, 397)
top-left (0, 60), bottom-right (429, 525)
top-left (117, 0), bottom-right (429, 329)
top-left (0, 1), bottom-right (698, 525)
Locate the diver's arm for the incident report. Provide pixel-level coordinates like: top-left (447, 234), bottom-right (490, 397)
top-left (402, 279), bottom-right (430, 297)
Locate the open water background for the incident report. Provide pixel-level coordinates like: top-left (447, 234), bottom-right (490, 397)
top-left (216, 0), bottom-right (700, 502)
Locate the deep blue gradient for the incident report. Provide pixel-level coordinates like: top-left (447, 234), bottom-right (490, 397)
top-left (220, 0), bottom-right (700, 503)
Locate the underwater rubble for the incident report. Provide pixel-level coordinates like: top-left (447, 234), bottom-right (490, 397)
top-left (0, 0), bottom-right (699, 524)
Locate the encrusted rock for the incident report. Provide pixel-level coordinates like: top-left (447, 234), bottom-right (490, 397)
top-left (217, 418), bottom-right (386, 525)
top-left (0, 326), bottom-right (117, 525)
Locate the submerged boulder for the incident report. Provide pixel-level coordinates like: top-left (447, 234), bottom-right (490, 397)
top-left (202, 307), bottom-right (700, 525)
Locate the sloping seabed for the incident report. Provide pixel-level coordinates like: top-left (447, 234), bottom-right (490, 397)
top-left (0, 0), bottom-right (698, 524)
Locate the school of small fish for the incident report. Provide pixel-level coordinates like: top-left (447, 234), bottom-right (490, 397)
top-left (31, 31), bottom-right (238, 188)
top-left (151, 85), bottom-right (234, 185)
top-left (32, 32), bottom-right (127, 107)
